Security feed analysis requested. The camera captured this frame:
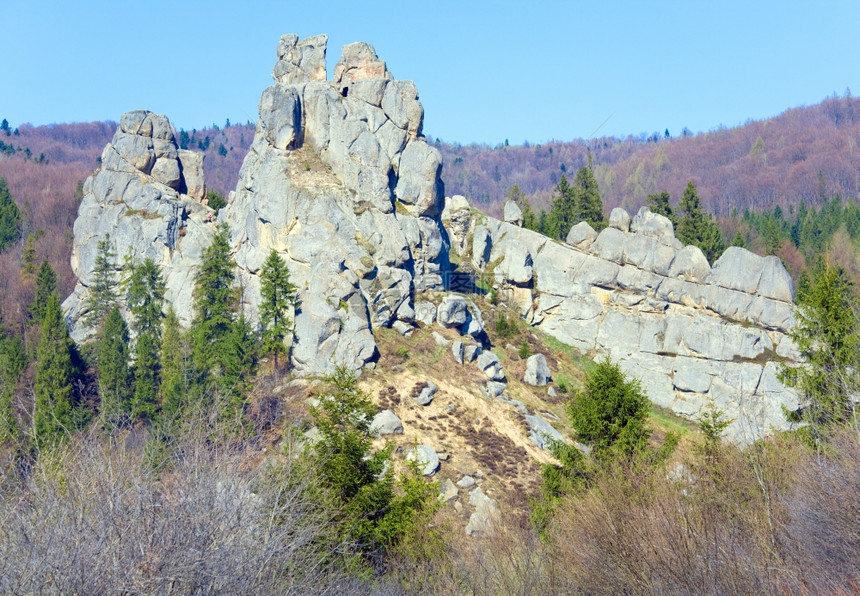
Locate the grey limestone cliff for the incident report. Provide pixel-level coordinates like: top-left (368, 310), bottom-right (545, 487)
top-left (65, 34), bottom-right (449, 376)
top-left (443, 200), bottom-right (801, 442)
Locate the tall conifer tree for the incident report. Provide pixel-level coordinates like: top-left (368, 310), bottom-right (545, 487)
top-left (84, 234), bottom-right (118, 329)
top-left (34, 293), bottom-right (77, 449)
top-left (99, 307), bottom-right (132, 428)
top-left (30, 260), bottom-right (57, 323)
top-left (127, 258), bottom-right (165, 421)
top-left (259, 249), bottom-right (297, 376)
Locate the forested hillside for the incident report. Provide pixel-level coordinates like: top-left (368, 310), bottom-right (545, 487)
top-left (435, 92), bottom-right (860, 217)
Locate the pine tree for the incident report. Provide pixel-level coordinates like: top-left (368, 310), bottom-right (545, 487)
top-left (780, 259), bottom-right (859, 446)
top-left (126, 258), bottom-right (165, 421)
top-left (568, 357), bottom-right (651, 458)
top-left (190, 224), bottom-right (252, 409)
top-left (29, 260), bottom-right (57, 323)
top-left (34, 293), bottom-right (78, 450)
top-left (98, 307), bottom-right (132, 428)
top-left (0, 177), bottom-right (21, 252)
top-left (646, 190), bottom-right (677, 225)
top-left (259, 249), bottom-right (296, 376)
top-left (572, 165), bottom-right (605, 232)
top-left (0, 316), bottom-right (26, 443)
top-left (546, 174), bottom-right (575, 240)
top-left (159, 306), bottom-right (187, 427)
top-left (83, 234), bottom-right (118, 329)
top-left (20, 233), bottom-right (39, 277)
top-left (676, 181), bottom-right (725, 264)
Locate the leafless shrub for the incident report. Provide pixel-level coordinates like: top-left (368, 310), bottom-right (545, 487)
top-left (0, 422), bottom-right (355, 594)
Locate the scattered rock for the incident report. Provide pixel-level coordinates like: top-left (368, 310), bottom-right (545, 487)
top-left (371, 410), bottom-right (403, 435)
top-left (476, 351), bottom-right (506, 382)
top-left (463, 345), bottom-right (482, 363)
top-left (432, 331), bottom-right (450, 346)
top-left (452, 340), bottom-right (464, 364)
top-left (414, 300), bottom-right (437, 325)
top-left (407, 444), bottom-right (440, 476)
top-left (457, 475), bottom-right (476, 488)
top-left (392, 320), bottom-right (414, 337)
top-left (484, 381), bottom-right (507, 398)
top-left (525, 414), bottom-right (564, 450)
top-left (523, 353), bottom-right (551, 386)
top-left (414, 381), bottom-right (438, 406)
top-left (439, 478), bottom-right (458, 502)
top-left (503, 200), bottom-right (523, 226)
top-left (465, 487), bottom-right (499, 536)
top-left (547, 386), bottom-right (557, 398)
top-left (437, 452), bottom-right (450, 461)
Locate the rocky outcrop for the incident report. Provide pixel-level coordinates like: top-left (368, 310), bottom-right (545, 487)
top-left (447, 202), bottom-right (801, 442)
top-left (63, 110), bottom-right (215, 341)
top-left (221, 34), bottom-right (450, 375)
top-left (65, 34), bottom-right (451, 375)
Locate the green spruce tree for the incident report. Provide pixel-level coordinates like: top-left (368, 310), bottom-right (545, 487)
top-left (159, 306), bottom-right (187, 429)
top-left (29, 259), bottom-right (57, 324)
top-left (646, 190), bottom-right (677, 225)
top-left (98, 307), bottom-right (132, 428)
top-left (568, 357), bottom-right (651, 458)
top-left (259, 249), bottom-right (297, 377)
top-left (126, 258), bottom-right (165, 422)
top-left (190, 224), bottom-right (252, 414)
top-left (0, 177), bottom-right (21, 252)
top-left (0, 316), bottom-right (26, 443)
top-left (33, 293), bottom-right (78, 450)
top-left (83, 234), bottom-right (118, 329)
top-left (572, 165), bottom-right (605, 232)
top-left (676, 181), bottom-right (725, 264)
top-left (780, 259), bottom-right (860, 446)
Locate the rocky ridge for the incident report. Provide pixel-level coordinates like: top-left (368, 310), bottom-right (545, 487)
top-left (444, 201), bottom-right (801, 441)
top-left (65, 34), bottom-right (452, 375)
top-left (63, 34), bottom-right (801, 442)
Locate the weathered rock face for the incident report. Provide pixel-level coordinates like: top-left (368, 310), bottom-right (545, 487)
top-left (447, 204), bottom-right (801, 443)
top-left (63, 110), bottom-right (215, 341)
top-left (223, 34), bottom-right (450, 374)
top-left (66, 34), bottom-right (450, 376)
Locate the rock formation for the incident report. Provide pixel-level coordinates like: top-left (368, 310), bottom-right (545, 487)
top-left (443, 200), bottom-right (801, 442)
top-left (63, 110), bottom-right (215, 341)
top-left (65, 34), bottom-right (450, 375)
top-left (64, 33), bottom-right (801, 442)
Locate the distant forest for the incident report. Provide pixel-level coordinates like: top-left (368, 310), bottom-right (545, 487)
top-left (1, 92), bottom-right (859, 332)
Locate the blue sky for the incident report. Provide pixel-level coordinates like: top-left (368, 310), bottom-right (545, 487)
top-left (2, 0), bottom-right (858, 145)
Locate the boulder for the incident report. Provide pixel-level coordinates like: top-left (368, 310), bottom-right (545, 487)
top-left (463, 345), bottom-right (482, 363)
top-left (630, 207), bottom-right (679, 246)
top-left (476, 351), bottom-right (505, 382)
top-left (465, 487), bottom-right (499, 536)
top-left (608, 207), bottom-right (631, 232)
top-left (414, 381), bottom-right (438, 406)
top-left (472, 225), bottom-right (492, 269)
top-left (414, 300), bottom-right (437, 325)
top-left (371, 410), bottom-right (403, 435)
top-left (437, 294), bottom-right (469, 328)
top-left (452, 340), bottom-right (464, 364)
top-left (484, 381), bottom-right (507, 398)
top-left (525, 414), bottom-right (564, 450)
top-left (523, 354), bottom-right (551, 386)
top-left (438, 478), bottom-right (458, 503)
top-left (566, 221), bottom-right (598, 250)
top-left (407, 444), bottom-right (440, 476)
top-left (503, 200), bottom-right (523, 226)
top-left (457, 475), bottom-right (476, 488)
